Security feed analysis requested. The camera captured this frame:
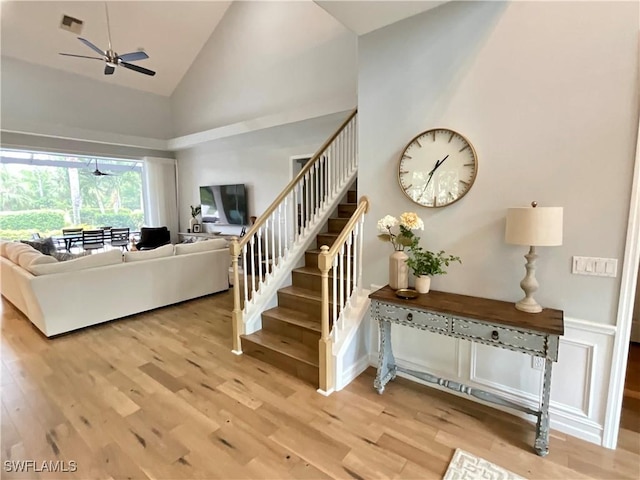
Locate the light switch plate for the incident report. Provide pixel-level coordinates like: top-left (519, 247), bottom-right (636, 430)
top-left (572, 256), bottom-right (617, 277)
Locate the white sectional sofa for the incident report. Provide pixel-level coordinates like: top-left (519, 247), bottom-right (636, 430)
top-left (0, 239), bottom-right (230, 337)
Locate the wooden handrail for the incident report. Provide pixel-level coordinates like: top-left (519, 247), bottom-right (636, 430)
top-left (325, 196), bottom-right (368, 261)
top-left (236, 109), bottom-right (357, 249)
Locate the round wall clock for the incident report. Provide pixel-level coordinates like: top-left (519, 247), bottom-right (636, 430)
top-left (398, 128), bottom-right (478, 208)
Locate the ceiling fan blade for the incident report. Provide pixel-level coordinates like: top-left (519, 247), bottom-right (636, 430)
top-left (78, 37), bottom-right (106, 56)
top-left (118, 51), bottom-right (149, 62)
top-left (120, 61), bottom-right (156, 76)
top-left (104, 64), bottom-right (115, 75)
top-left (59, 53), bottom-right (104, 60)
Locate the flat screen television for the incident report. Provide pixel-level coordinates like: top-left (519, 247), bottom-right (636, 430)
top-left (200, 184), bottom-right (248, 225)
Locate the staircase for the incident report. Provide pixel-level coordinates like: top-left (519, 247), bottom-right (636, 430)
top-left (240, 187), bottom-right (358, 387)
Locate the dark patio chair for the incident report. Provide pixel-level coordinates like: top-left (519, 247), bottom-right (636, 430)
top-left (82, 229), bottom-right (105, 253)
top-left (62, 227), bottom-right (83, 251)
top-left (110, 227), bottom-right (130, 251)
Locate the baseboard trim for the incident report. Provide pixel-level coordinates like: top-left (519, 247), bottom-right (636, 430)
top-left (336, 354), bottom-right (370, 391)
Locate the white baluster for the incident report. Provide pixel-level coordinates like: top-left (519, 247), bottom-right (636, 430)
top-left (339, 243), bottom-right (345, 320)
top-left (346, 233), bottom-right (352, 308)
top-left (331, 255), bottom-right (338, 332)
top-left (315, 162), bottom-right (322, 217)
top-left (242, 244), bottom-right (248, 310)
top-left (353, 118), bottom-right (357, 171)
top-left (305, 172), bottom-right (310, 231)
top-left (249, 235), bottom-right (256, 296)
top-left (293, 182), bottom-right (299, 243)
top-left (357, 215), bottom-right (365, 296)
top-left (352, 222), bottom-right (359, 293)
top-left (257, 227), bottom-right (263, 288)
top-left (278, 202), bottom-right (283, 261)
top-left (323, 154), bottom-right (326, 206)
top-left (263, 219), bottom-right (270, 279)
top-left (271, 212), bottom-right (276, 271)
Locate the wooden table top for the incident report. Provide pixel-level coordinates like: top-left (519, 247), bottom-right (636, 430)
top-left (369, 285), bottom-right (564, 336)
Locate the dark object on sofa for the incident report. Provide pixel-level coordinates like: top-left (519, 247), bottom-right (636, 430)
top-left (136, 227), bottom-right (171, 250)
top-left (21, 237), bottom-right (56, 255)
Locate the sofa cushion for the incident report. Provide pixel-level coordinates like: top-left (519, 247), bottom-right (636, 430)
top-left (30, 249), bottom-right (123, 276)
top-left (50, 250), bottom-right (91, 262)
top-left (124, 243), bottom-right (174, 262)
top-left (0, 240), bottom-right (9, 258)
top-left (6, 242), bottom-right (34, 263)
top-left (18, 250), bottom-right (58, 271)
top-left (174, 238), bottom-right (227, 255)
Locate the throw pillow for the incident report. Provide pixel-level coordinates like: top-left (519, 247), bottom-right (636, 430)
top-left (20, 237), bottom-right (56, 255)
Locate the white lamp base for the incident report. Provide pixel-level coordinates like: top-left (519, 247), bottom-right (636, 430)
top-left (516, 246), bottom-right (543, 314)
top-left (515, 297), bottom-right (542, 313)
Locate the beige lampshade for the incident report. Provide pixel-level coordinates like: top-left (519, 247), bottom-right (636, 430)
top-left (505, 206), bottom-right (563, 246)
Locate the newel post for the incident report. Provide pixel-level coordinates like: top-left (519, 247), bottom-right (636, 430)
top-left (318, 245), bottom-right (334, 394)
top-left (230, 236), bottom-right (243, 354)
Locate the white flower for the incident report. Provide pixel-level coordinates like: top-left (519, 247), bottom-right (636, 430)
top-left (399, 212), bottom-right (424, 230)
top-left (377, 215), bottom-right (398, 232)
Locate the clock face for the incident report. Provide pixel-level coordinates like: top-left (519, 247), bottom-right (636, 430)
top-left (398, 128), bottom-right (478, 208)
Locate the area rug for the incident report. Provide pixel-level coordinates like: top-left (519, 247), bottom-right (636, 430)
top-left (443, 449), bottom-right (526, 480)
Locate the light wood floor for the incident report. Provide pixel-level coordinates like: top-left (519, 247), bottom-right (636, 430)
top-left (1, 292), bottom-right (638, 480)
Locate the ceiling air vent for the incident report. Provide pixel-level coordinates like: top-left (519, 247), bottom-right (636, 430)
top-left (60, 15), bottom-right (84, 35)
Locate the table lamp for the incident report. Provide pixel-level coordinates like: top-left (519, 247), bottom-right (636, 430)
top-left (505, 202), bottom-right (563, 313)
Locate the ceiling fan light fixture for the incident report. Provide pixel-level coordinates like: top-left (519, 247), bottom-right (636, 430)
top-left (57, 4), bottom-right (156, 77)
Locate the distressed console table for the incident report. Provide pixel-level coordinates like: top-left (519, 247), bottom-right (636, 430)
top-left (369, 285), bottom-right (564, 456)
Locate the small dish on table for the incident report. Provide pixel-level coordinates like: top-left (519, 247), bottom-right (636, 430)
top-left (395, 288), bottom-right (419, 299)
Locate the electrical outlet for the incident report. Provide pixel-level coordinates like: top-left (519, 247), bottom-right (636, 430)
top-left (532, 357), bottom-right (544, 370)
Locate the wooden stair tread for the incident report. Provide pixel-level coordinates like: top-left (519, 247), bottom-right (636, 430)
top-left (241, 330), bottom-right (319, 367)
top-left (278, 285), bottom-right (322, 302)
top-left (293, 265), bottom-right (322, 276)
top-left (262, 306), bottom-right (321, 332)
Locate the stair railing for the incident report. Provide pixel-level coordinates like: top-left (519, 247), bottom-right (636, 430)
top-left (230, 109), bottom-right (358, 353)
top-left (317, 196), bottom-right (369, 393)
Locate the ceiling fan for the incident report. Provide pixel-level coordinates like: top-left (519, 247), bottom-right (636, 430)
top-left (88, 159), bottom-right (115, 177)
top-left (58, 3), bottom-right (155, 77)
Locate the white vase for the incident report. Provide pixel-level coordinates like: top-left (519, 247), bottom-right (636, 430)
top-left (189, 216), bottom-right (199, 232)
top-left (414, 275), bottom-right (431, 294)
top-left (389, 250), bottom-right (409, 290)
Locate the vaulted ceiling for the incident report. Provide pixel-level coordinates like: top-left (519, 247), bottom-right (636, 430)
top-left (0, 1), bottom-right (231, 97)
top-left (0, 1), bottom-right (448, 98)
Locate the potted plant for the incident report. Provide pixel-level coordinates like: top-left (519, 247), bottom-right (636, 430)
top-left (406, 246), bottom-right (461, 293)
top-left (189, 205), bottom-right (201, 232)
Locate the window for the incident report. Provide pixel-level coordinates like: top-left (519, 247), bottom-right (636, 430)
top-left (0, 149), bottom-right (144, 240)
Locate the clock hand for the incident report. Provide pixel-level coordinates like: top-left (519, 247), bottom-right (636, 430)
top-left (420, 155), bottom-right (450, 200)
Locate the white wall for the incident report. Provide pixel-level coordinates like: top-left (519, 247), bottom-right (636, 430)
top-left (1, 57), bottom-right (173, 143)
top-left (176, 112), bottom-right (349, 234)
top-left (359, 0), bottom-right (638, 445)
top-left (170, 0), bottom-right (357, 137)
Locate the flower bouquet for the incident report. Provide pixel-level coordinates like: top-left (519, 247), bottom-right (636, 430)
top-left (377, 212), bottom-right (424, 251)
top-left (377, 212), bottom-right (424, 289)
